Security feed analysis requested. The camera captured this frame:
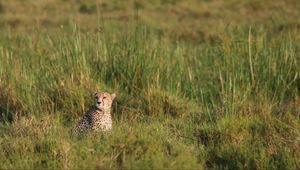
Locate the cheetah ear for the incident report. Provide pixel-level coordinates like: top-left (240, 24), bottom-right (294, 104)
top-left (94, 91), bottom-right (98, 96)
top-left (111, 93), bottom-right (116, 100)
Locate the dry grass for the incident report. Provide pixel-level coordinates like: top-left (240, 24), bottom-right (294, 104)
top-left (0, 0), bottom-right (299, 169)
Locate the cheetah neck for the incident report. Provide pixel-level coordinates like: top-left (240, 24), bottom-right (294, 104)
top-left (93, 106), bottom-right (111, 115)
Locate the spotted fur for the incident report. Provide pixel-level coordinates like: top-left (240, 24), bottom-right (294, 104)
top-left (73, 92), bottom-right (116, 134)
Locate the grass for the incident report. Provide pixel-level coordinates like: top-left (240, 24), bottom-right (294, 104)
top-left (0, 0), bottom-right (300, 169)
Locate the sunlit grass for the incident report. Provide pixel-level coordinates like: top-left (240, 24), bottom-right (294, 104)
top-left (0, 0), bottom-right (299, 168)
top-left (0, 23), bottom-right (299, 169)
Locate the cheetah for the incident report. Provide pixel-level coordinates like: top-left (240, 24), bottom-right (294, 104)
top-left (73, 91), bottom-right (116, 134)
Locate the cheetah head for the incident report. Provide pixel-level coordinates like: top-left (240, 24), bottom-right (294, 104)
top-left (94, 91), bottom-right (116, 111)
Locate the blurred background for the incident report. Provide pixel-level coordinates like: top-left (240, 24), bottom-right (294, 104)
top-left (0, 1), bottom-right (299, 169)
top-left (1, 0), bottom-right (300, 43)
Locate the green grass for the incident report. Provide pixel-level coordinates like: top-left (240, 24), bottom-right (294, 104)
top-left (0, 0), bottom-right (300, 169)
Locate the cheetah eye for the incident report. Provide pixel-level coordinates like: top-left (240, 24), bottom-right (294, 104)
top-left (95, 96), bottom-right (99, 100)
top-left (103, 97), bottom-right (107, 99)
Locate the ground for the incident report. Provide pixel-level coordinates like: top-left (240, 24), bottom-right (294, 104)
top-left (0, 0), bottom-right (299, 169)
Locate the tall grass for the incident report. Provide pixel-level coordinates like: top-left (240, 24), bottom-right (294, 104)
top-left (0, 24), bottom-right (299, 169)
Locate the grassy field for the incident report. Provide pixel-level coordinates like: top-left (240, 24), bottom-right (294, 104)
top-left (0, 0), bottom-right (299, 169)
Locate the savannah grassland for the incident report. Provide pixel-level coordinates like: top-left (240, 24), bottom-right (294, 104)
top-left (0, 0), bottom-right (299, 169)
